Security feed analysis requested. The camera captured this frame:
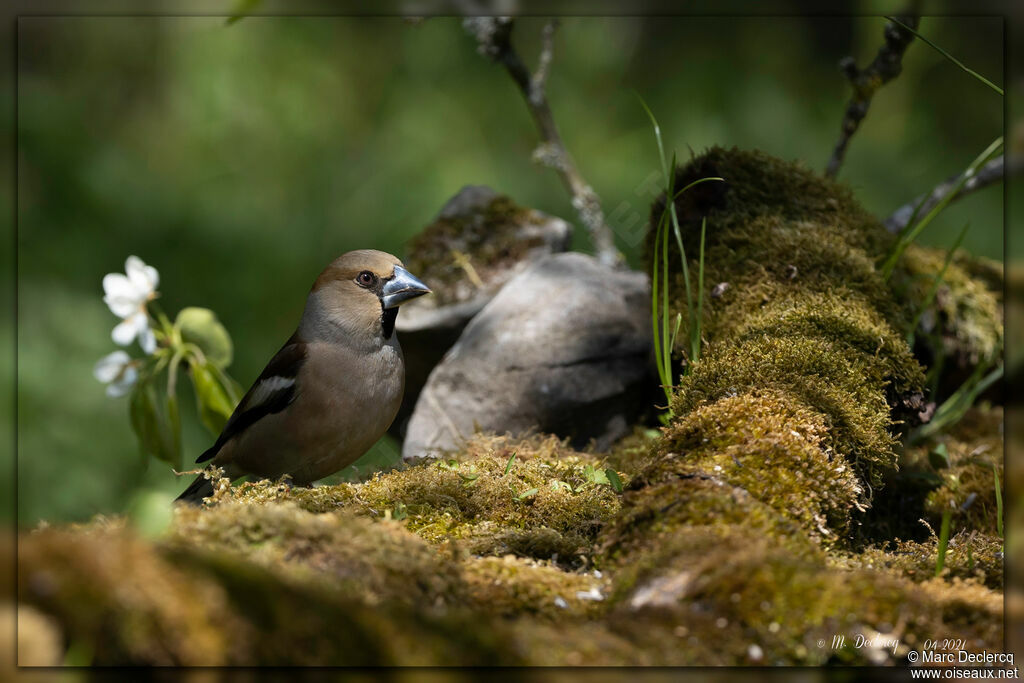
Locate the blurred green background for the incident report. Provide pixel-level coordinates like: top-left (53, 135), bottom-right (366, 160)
top-left (14, 15), bottom-right (1003, 526)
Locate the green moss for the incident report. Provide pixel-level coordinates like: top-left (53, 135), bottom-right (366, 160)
top-left (924, 457), bottom-right (1004, 538)
top-left (461, 555), bottom-right (609, 619)
top-left (226, 434), bottom-right (625, 566)
top-left (644, 391), bottom-right (864, 540)
top-left (646, 147), bottom-right (903, 334)
top-left (893, 245), bottom-right (1003, 371)
top-left (840, 532), bottom-right (1003, 589)
top-left (673, 336), bottom-right (901, 489)
top-left (726, 290), bottom-right (924, 399)
top-left (599, 476), bottom-right (816, 605)
top-left (17, 527), bottom-right (242, 664)
top-left (601, 523), bottom-right (1002, 665)
top-left (168, 502), bottom-right (464, 609)
top-left (406, 194), bottom-right (554, 305)
top-left (643, 148), bottom-right (924, 495)
top-left (862, 405), bottom-right (1004, 544)
top-left (600, 425), bottom-right (662, 474)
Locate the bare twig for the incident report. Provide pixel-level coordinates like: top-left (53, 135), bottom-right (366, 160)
top-left (463, 17), bottom-right (623, 267)
top-left (825, 15), bottom-right (919, 179)
top-left (884, 155), bottom-right (1016, 233)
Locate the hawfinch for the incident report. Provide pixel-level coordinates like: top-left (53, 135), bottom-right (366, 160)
top-left (176, 250), bottom-right (430, 503)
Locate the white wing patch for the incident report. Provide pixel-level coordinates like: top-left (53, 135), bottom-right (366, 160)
top-left (246, 375), bottom-right (296, 410)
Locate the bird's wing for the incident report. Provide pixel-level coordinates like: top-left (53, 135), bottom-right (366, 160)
top-left (196, 336), bottom-right (308, 463)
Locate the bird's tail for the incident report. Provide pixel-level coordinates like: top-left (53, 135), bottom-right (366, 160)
top-left (175, 473), bottom-right (216, 505)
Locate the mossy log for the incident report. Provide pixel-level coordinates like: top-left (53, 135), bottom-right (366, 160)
top-left (15, 148), bottom-right (1003, 666)
top-left (597, 147), bottom-right (1002, 663)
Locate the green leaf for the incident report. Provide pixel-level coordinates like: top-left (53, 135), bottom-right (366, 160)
top-left (129, 381), bottom-right (157, 468)
top-left (606, 468), bottom-right (623, 493)
top-left (177, 307), bottom-right (234, 369)
top-left (191, 361), bottom-right (235, 435)
top-left (928, 442), bottom-right (950, 470)
top-left (503, 451), bottom-right (517, 476)
top-left (392, 502), bottom-right (408, 521)
top-left (517, 488), bottom-right (539, 501)
top-left (583, 464), bottom-right (610, 486)
top-left (128, 379), bottom-right (177, 466)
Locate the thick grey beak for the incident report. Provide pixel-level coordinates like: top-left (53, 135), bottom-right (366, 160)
top-left (382, 265), bottom-right (431, 309)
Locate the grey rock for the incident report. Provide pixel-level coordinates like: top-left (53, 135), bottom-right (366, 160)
top-left (402, 252), bottom-right (655, 460)
top-left (390, 185), bottom-right (572, 438)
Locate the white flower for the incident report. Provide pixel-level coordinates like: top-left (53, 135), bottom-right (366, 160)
top-left (103, 256), bottom-right (159, 354)
top-left (93, 350), bottom-right (139, 398)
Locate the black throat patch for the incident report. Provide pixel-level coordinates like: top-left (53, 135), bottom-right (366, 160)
top-left (381, 307), bottom-right (398, 340)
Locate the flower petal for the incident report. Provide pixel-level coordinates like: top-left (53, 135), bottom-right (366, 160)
top-left (106, 365), bottom-right (138, 398)
top-left (126, 256), bottom-right (158, 296)
top-left (94, 350), bottom-right (131, 383)
top-left (139, 327), bottom-right (157, 354)
top-left (104, 294), bottom-right (140, 318)
top-left (112, 317), bottom-right (139, 346)
top-left (103, 272), bottom-right (138, 300)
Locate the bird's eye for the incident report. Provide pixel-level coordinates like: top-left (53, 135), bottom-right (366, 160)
top-left (356, 271), bottom-right (376, 287)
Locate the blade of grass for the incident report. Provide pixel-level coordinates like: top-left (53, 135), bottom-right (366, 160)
top-left (669, 312), bottom-right (682, 350)
top-left (906, 221), bottom-right (970, 347)
top-left (636, 93), bottom-right (669, 180)
top-left (885, 17), bottom-right (1004, 96)
top-left (638, 94), bottom-right (723, 399)
top-left (881, 136), bottom-right (1003, 279)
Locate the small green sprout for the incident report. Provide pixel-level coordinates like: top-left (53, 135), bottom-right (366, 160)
top-left (517, 488), bottom-right (539, 501)
top-left (504, 451), bottom-right (517, 476)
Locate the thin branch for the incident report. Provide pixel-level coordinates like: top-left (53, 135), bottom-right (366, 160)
top-left (884, 154), bottom-right (1015, 233)
top-left (825, 15), bottom-right (919, 179)
top-left (463, 17), bottom-right (623, 267)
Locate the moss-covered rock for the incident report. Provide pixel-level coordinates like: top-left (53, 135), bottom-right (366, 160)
top-left (645, 390), bottom-right (864, 540)
top-left (587, 146), bottom-right (1005, 663)
top-left (405, 189), bottom-right (570, 306)
top-left (645, 148), bottom-right (925, 497)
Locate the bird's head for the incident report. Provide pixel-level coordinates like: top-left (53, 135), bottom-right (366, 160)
top-left (301, 249), bottom-right (431, 344)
